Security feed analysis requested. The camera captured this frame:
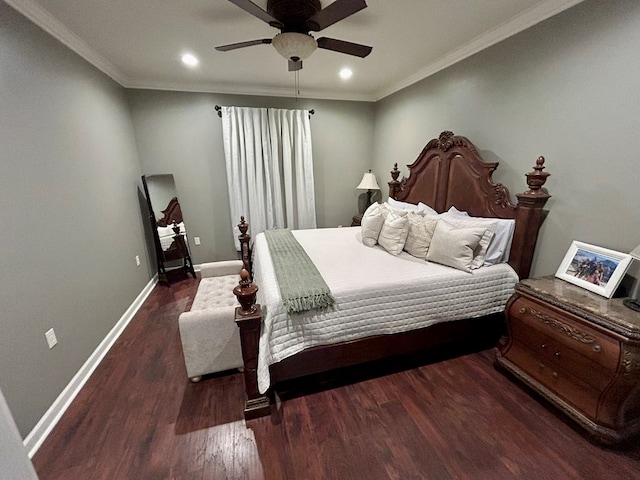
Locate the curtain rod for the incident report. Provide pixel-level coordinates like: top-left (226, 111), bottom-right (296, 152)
top-left (214, 105), bottom-right (314, 118)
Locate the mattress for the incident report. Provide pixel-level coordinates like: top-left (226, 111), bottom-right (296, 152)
top-left (253, 226), bottom-right (519, 393)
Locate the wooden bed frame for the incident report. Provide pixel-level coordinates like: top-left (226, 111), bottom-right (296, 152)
top-left (232, 131), bottom-right (551, 419)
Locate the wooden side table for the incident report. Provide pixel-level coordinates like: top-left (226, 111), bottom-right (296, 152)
top-left (351, 214), bottom-right (363, 227)
top-left (495, 276), bottom-right (640, 443)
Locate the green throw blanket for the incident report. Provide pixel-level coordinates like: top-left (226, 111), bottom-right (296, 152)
top-left (264, 228), bottom-right (335, 314)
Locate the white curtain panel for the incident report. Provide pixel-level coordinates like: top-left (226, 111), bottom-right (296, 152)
top-left (221, 106), bottom-right (316, 249)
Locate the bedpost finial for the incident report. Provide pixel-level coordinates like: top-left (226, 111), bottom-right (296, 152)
top-left (234, 268), bottom-right (258, 315)
top-left (390, 163), bottom-right (400, 181)
top-left (238, 216), bottom-right (249, 235)
top-left (525, 155), bottom-right (550, 194)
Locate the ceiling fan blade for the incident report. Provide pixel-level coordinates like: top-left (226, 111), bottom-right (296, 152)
top-left (316, 37), bottom-right (372, 58)
top-left (288, 59), bottom-right (303, 71)
top-left (215, 38), bottom-right (272, 52)
top-left (306, 0), bottom-right (367, 31)
top-left (227, 0), bottom-right (283, 29)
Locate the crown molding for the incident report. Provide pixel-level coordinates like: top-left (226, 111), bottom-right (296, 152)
top-left (125, 79), bottom-right (377, 103)
top-left (5, 0), bottom-right (128, 86)
top-left (374, 0), bottom-right (586, 101)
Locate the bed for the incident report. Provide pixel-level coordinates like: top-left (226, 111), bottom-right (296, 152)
top-left (233, 131), bottom-right (551, 419)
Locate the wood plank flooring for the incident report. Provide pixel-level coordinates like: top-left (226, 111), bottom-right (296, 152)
top-left (33, 277), bottom-right (640, 479)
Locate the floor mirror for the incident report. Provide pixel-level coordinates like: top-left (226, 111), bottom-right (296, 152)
top-left (142, 174), bottom-right (196, 285)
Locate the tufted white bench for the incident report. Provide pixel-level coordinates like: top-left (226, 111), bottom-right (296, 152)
top-left (178, 260), bottom-right (244, 382)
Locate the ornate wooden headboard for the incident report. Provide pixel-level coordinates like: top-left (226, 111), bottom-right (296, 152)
top-left (388, 131), bottom-right (550, 279)
top-left (156, 197), bottom-right (183, 227)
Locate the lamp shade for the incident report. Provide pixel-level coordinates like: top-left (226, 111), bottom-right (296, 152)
top-left (631, 244), bottom-right (640, 261)
top-left (357, 171), bottom-right (380, 191)
top-left (272, 32), bottom-right (317, 61)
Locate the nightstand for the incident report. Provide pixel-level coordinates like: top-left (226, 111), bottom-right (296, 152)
top-left (351, 214), bottom-right (363, 227)
top-left (495, 275), bottom-right (640, 443)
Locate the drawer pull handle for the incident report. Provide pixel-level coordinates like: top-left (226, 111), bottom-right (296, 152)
top-left (593, 344), bottom-right (601, 353)
top-left (541, 343), bottom-right (547, 349)
top-left (555, 352), bottom-right (561, 358)
top-left (519, 307), bottom-right (527, 314)
top-left (552, 372), bottom-right (558, 378)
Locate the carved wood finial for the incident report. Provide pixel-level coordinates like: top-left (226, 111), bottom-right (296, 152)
top-left (238, 216), bottom-right (252, 272)
top-left (233, 269), bottom-right (258, 316)
top-left (390, 163), bottom-right (400, 181)
top-left (525, 156), bottom-right (550, 194)
top-left (388, 163), bottom-right (402, 200)
top-left (238, 216), bottom-right (249, 236)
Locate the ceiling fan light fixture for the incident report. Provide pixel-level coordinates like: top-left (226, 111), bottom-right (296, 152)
top-left (272, 32), bottom-right (317, 61)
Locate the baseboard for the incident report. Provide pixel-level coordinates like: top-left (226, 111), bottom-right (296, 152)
top-left (23, 275), bottom-right (158, 458)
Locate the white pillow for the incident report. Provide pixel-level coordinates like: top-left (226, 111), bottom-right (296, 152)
top-left (439, 212), bottom-right (498, 269)
top-left (445, 207), bottom-right (515, 265)
top-left (378, 212), bottom-right (410, 255)
top-left (426, 220), bottom-right (486, 273)
top-left (418, 202), bottom-right (439, 216)
top-left (486, 219), bottom-right (516, 265)
top-left (404, 213), bottom-right (438, 259)
top-left (360, 203), bottom-right (386, 247)
top-left (447, 206), bottom-right (468, 217)
top-left (386, 197), bottom-right (420, 212)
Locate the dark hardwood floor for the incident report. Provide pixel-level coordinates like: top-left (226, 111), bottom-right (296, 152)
top-left (33, 277), bottom-right (640, 479)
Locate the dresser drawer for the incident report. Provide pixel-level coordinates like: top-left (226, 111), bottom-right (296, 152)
top-left (508, 296), bottom-right (620, 372)
top-left (509, 314), bottom-right (612, 391)
top-left (507, 339), bottom-right (600, 418)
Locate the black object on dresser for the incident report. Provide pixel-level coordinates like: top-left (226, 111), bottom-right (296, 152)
top-left (496, 276), bottom-right (640, 444)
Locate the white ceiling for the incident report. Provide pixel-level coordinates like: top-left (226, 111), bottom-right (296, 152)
top-left (7, 0), bottom-right (584, 101)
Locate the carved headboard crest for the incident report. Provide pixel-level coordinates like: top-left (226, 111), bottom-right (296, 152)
top-left (424, 130), bottom-right (479, 154)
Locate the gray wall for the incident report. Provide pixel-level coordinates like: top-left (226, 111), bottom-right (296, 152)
top-left (0, 4), bottom-right (150, 437)
top-left (127, 90), bottom-right (375, 264)
top-left (373, 0), bottom-right (640, 277)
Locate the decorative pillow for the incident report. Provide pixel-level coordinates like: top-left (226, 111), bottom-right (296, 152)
top-left (418, 202), bottom-right (439, 216)
top-left (404, 213), bottom-right (438, 259)
top-left (378, 211), bottom-right (410, 255)
top-left (360, 203), bottom-right (386, 247)
top-left (444, 207), bottom-right (515, 265)
top-left (438, 212), bottom-right (498, 268)
top-left (426, 220), bottom-right (486, 273)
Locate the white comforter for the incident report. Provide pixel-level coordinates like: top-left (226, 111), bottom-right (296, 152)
top-left (253, 226), bottom-right (519, 393)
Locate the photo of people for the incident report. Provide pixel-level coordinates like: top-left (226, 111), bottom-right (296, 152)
top-left (565, 248), bottom-right (619, 287)
top-left (556, 241), bottom-right (632, 299)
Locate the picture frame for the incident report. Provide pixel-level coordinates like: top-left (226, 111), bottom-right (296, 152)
top-left (555, 241), bottom-right (633, 298)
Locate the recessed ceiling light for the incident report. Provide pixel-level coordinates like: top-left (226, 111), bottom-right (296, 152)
top-left (339, 68), bottom-right (353, 80)
top-left (181, 53), bottom-right (199, 68)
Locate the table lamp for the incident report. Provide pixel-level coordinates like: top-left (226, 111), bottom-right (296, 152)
top-left (357, 169), bottom-right (380, 210)
top-left (623, 244), bottom-right (640, 312)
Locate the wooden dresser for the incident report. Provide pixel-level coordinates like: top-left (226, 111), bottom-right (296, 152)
top-left (495, 276), bottom-right (640, 443)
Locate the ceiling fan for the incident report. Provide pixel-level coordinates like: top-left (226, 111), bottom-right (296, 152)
top-left (216, 0), bottom-right (372, 71)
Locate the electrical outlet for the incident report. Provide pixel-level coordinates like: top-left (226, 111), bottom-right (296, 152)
top-left (135, 255), bottom-right (140, 266)
top-left (45, 328), bottom-right (57, 349)
top-left (194, 237), bottom-right (201, 245)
